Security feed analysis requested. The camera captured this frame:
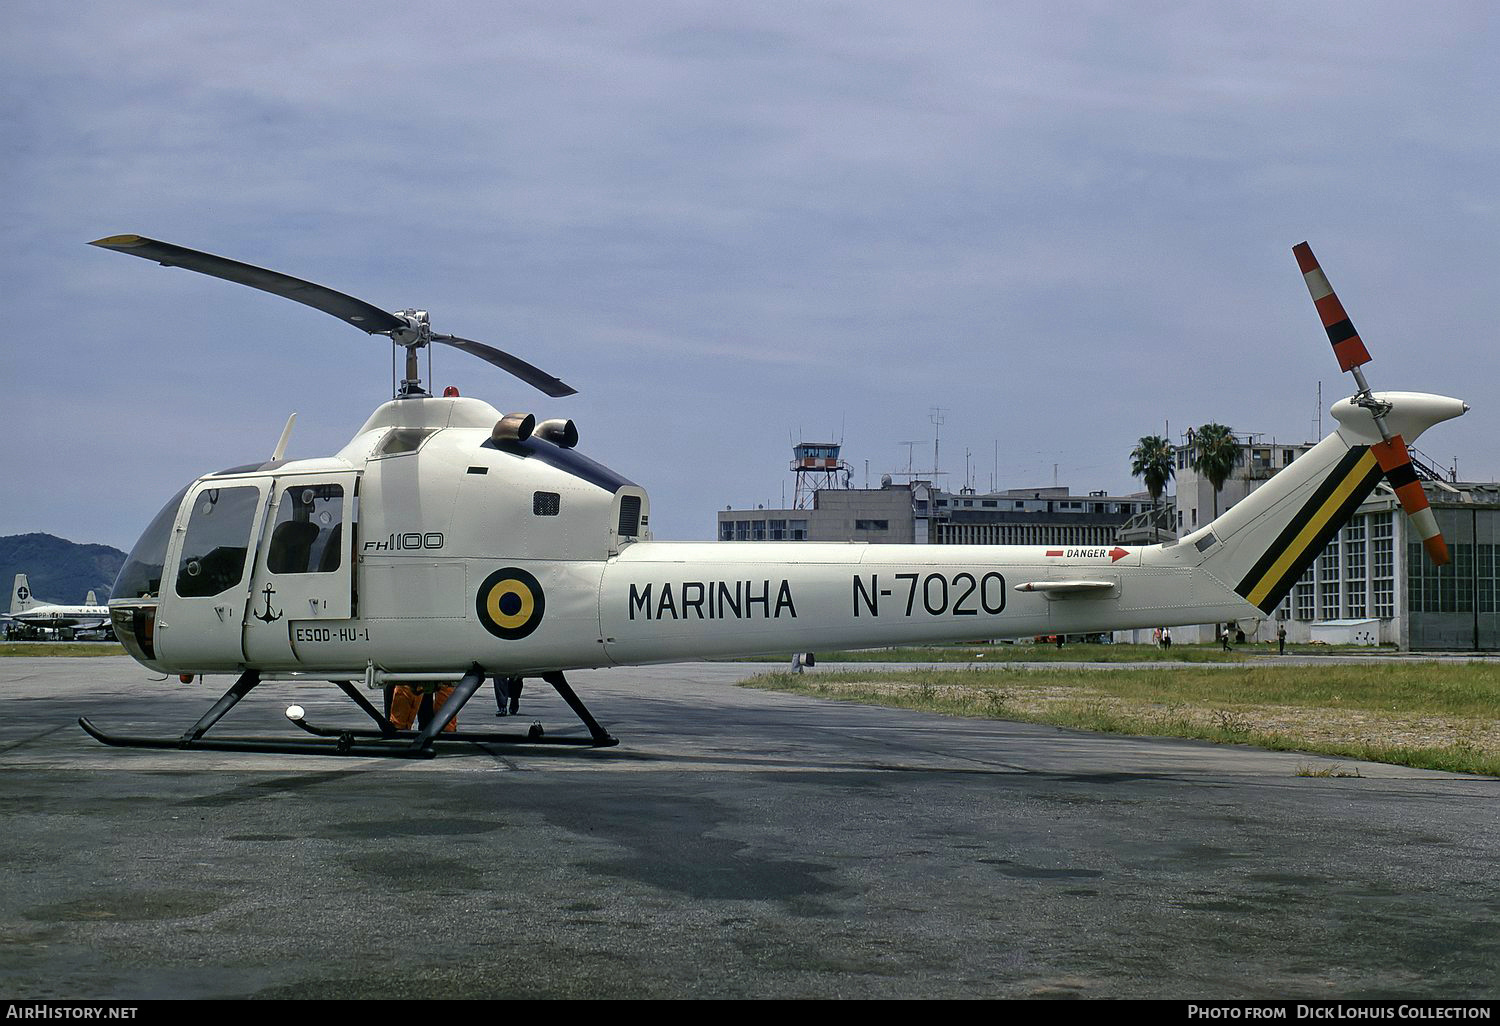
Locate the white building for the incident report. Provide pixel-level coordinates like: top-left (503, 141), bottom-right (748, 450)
top-left (1171, 432), bottom-right (1316, 534)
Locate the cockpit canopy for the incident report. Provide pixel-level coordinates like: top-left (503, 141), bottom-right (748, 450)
top-left (112, 483), bottom-right (190, 601)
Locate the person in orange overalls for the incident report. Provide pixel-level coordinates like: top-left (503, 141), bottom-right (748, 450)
top-left (387, 684), bottom-right (459, 733)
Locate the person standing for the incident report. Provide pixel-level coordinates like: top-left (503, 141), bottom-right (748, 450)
top-left (1277, 623), bottom-right (1287, 656)
top-left (389, 684), bottom-right (458, 733)
top-left (494, 675), bottom-right (523, 716)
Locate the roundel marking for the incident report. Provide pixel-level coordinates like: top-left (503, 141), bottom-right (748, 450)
top-left (476, 568), bottom-right (545, 640)
top-left (16, 586), bottom-right (29, 601)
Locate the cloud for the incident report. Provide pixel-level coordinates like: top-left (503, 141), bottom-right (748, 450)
top-left (5, 1), bottom-right (1499, 549)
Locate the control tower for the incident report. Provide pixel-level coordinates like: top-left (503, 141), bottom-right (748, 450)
top-left (791, 441), bottom-right (851, 509)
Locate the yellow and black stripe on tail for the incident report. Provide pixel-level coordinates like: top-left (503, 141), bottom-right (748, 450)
top-left (1234, 446), bottom-right (1383, 614)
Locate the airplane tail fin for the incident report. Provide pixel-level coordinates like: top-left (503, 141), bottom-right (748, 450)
top-left (1190, 392), bottom-right (1467, 615)
top-left (11, 574), bottom-right (38, 615)
top-left (86, 590), bottom-right (98, 606)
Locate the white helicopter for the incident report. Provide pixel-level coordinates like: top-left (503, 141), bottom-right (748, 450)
top-left (84, 235), bottom-right (1466, 758)
top-left (7, 574), bottom-right (110, 639)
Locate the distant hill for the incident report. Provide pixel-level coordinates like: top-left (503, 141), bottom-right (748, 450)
top-left (0, 534), bottom-right (127, 605)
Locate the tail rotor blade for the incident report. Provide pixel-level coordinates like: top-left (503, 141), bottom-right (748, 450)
top-left (1294, 241), bottom-right (1449, 565)
top-left (1293, 242), bottom-right (1372, 372)
top-left (1370, 435), bottom-right (1449, 565)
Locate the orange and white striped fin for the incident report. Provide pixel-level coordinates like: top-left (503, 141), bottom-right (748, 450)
top-left (1293, 241), bottom-right (1372, 372)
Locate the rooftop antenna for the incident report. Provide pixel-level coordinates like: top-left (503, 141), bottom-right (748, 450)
top-left (897, 441), bottom-right (921, 482)
top-left (930, 407), bottom-right (946, 479)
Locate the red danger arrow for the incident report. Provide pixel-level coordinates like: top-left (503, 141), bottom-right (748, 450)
top-left (1110, 547), bottom-right (1129, 562)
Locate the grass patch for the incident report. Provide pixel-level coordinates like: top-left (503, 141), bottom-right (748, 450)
top-left (0, 642), bottom-right (126, 657)
top-left (743, 662), bottom-right (1500, 777)
top-left (732, 643), bottom-right (1387, 665)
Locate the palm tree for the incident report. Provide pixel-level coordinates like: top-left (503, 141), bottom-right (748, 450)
top-left (1130, 435), bottom-right (1175, 530)
top-left (1190, 423), bottom-right (1239, 521)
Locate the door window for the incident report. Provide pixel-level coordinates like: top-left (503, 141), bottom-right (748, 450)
top-left (175, 486), bottom-right (261, 597)
top-left (267, 483), bottom-right (345, 575)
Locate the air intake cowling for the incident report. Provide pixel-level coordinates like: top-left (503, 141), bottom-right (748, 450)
top-left (536, 418), bottom-right (579, 449)
top-left (491, 413), bottom-right (535, 443)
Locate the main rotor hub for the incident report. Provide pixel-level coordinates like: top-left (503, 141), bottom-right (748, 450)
top-left (389, 309), bottom-right (433, 349)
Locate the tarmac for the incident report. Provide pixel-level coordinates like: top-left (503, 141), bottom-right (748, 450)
top-left (0, 654), bottom-right (1495, 999)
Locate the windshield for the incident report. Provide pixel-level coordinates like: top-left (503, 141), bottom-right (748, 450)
top-left (111, 484), bottom-right (191, 600)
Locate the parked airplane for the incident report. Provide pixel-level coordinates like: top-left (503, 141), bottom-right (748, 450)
top-left (81, 235), bottom-right (1466, 757)
top-left (7, 574), bottom-right (110, 638)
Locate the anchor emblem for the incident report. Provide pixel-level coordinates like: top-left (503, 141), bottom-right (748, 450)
top-left (254, 584), bottom-right (283, 623)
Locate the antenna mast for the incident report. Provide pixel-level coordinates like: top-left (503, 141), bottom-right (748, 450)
top-left (930, 407), bottom-right (946, 479)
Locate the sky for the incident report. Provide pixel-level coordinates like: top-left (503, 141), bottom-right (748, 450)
top-left (4, 1), bottom-right (1497, 552)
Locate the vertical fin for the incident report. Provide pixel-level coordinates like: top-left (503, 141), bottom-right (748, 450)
top-left (11, 574), bottom-right (35, 615)
top-left (1231, 446), bottom-right (1383, 613)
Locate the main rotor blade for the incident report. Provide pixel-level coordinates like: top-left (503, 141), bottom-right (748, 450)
top-left (434, 334), bottom-right (577, 397)
top-left (90, 234), bottom-right (407, 335)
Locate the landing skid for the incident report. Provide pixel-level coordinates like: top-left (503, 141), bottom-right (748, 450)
top-left (78, 666), bottom-right (618, 757)
top-left (289, 718), bottom-right (602, 748)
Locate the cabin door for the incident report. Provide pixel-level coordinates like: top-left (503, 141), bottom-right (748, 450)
top-left (241, 472), bottom-right (358, 667)
top-left (153, 480), bottom-right (268, 670)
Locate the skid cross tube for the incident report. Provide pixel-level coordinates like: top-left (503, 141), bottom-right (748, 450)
top-left (543, 671), bottom-right (617, 746)
top-left (334, 681), bottom-right (400, 738)
top-left (179, 669), bottom-right (261, 745)
top-left (409, 665), bottom-right (486, 750)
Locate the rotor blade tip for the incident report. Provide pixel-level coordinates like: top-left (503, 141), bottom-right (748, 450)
top-left (89, 234), bottom-right (146, 248)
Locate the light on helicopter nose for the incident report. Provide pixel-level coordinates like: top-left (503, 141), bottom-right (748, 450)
top-left (285, 705), bottom-right (305, 722)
